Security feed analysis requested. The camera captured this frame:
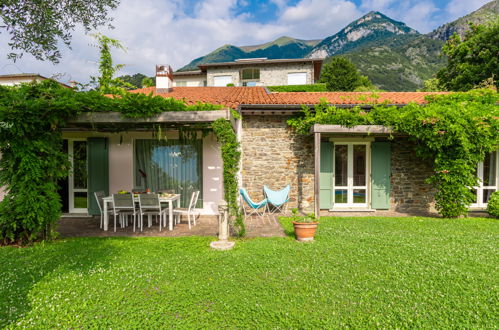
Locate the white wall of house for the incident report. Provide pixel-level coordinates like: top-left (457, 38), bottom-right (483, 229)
top-left (0, 76), bottom-right (45, 86)
top-left (172, 76), bottom-right (206, 87)
top-left (62, 130), bottom-right (223, 215)
top-left (206, 62), bottom-right (314, 86)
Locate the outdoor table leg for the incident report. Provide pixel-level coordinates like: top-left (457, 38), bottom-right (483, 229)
top-left (169, 201), bottom-right (173, 231)
top-left (103, 200), bottom-right (109, 231)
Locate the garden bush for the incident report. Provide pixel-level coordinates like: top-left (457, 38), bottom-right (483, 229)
top-left (486, 191), bottom-right (499, 218)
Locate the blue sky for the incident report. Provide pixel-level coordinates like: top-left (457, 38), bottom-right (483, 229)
top-left (0, 0), bottom-right (492, 83)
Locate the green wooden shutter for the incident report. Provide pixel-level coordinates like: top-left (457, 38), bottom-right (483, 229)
top-left (87, 137), bottom-right (109, 215)
top-left (320, 141), bottom-right (333, 209)
top-left (371, 142), bottom-right (391, 209)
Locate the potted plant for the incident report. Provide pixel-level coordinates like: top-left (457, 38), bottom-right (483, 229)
top-left (290, 208), bottom-right (319, 242)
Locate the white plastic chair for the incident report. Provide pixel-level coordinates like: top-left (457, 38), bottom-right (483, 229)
top-left (94, 191), bottom-right (109, 229)
top-left (138, 194), bottom-right (164, 232)
top-left (112, 194), bottom-right (137, 232)
top-left (173, 191), bottom-right (200, 229)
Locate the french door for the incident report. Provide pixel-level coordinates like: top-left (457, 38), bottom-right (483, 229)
top-left (472, 150), bottom-right (499, 208)
top-left (68, 139), bottom-right (88, 213)
top-left (333, 143), bottom-right (369, 208)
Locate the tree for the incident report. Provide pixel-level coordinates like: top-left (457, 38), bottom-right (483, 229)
top-left (418, 78), bottom-right (444, 92)
top-left (0, 0), bottom-right (119, 63)
top-left (320, 57), bottom-right (374, 91)
top-left (437, 21), bottom-right (499, 91)
top-left (89, 34), bottom-right (132, 94)
top-left (141, 77), bottom-right (155, 88)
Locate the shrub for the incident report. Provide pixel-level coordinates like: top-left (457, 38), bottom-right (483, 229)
top-left (268, 84), bottom-right (327, 92)
top-left (486, 191), bottom-right (499, 218)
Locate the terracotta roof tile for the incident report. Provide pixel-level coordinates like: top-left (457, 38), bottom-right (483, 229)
top-left (129, 87), bottom-right (448, 109)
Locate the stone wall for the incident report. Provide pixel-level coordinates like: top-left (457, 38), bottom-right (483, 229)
top-left (241, 115), bottom-right (315, 212)
top-left (390, 138), bottom-right (436, 213)
top-left (241, 115), bottom-right (436, 214)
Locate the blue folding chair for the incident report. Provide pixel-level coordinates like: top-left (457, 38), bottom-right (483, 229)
top-left (264, 185), bottom-right (290, 215)
top-left (240, 188), bottom-right (267, 221)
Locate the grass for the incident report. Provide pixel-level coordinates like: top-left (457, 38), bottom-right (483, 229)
top-left (0, 217), bottom-right (497, 328)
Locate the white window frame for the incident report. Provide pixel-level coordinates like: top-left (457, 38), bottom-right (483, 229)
top-left (68, 139), bottom-right (88, 214)
top-left (471, 150), bottom-right (499, 209)
top-left (332, 141), bottom-right (371, 209)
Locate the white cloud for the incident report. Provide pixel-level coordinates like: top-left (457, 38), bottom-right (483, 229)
top-left (276, 0), bottom-right (361, 39)
top-left (444, 0), bottom-right (491, 20)
top-left (0, 0), bottom-right (491, 84)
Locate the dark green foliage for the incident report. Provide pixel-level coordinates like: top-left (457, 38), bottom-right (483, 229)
top-left (437, 21), bottom-right (499, 91)
top-left (116, 73), bottom-right (154, 89)
top-left (1, 217), bottom-right (497, 327)
top-left (320, 57), bottom-right (373, 91)
top-left (211, 119), bottom-right (244, 236)
top-left (1, 0), bottom-right (119, 63)
top-left (267, 84), bottom-right (327, 92)
top-left (288, 89), bottom-right (499, 218)
top-left (0, 81), bottom-right (78, 243)
top-left (0, 81), bottom-right (222, 243)
top-left (141, 77), bottom-right (155, 88)
top-left (486, 191), bottom-right (499, 218)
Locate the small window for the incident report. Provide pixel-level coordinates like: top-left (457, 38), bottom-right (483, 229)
top-left (242, 81), bottom-right (257, 87)
top-left (175, 81), bottom-right (187, 87)
top-left (240, 68), bottom-right (260, 81)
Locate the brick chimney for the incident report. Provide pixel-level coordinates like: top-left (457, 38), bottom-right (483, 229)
top-left (155, 65), bottom-right (173, 93)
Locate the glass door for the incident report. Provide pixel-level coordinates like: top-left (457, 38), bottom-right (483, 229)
top-left (68, 139), bottom-right (88, 213)
top-left (472, 150), bottom-right (498, 208)
top-left (333, 143), bottom-right (369, 208)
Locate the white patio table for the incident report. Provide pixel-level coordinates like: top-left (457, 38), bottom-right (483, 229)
top-left (102, 194), bottom-right (181, 231)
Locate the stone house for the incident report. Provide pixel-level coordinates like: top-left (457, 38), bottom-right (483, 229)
top-left (172, 58), bottom-right (323, 87)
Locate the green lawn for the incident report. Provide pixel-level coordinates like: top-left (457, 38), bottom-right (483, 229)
top-left (1, 217), bottom-right (497, 328)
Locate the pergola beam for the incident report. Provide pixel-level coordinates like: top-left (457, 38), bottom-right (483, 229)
top-left (311, 124), bottom-right (395, 134)
top-left (68, 110), bottom-right (231, 124)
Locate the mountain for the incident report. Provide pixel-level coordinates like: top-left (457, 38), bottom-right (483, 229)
top-left (428, 0), bottom-right (499, 41)
top-left (307, 11), bottom-right (418, 58)
top-left (339, 35), bottom-right (445, 91)
top-left (179, 37), bottom-right (320, 71)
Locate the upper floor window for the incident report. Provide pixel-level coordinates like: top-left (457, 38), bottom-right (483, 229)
top-left (240, 68), bottom-right (260, 81)
top-left (472, 150), bottom-right (499, 208)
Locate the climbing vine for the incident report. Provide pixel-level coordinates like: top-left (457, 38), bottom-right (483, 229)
top-left (212, 118), bottom-right (245, 237)
top-left (288, 89), bottom-right (499, 218)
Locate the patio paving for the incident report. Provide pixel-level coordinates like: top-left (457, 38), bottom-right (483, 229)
top-left (57, 214), bottom-right (287, 238)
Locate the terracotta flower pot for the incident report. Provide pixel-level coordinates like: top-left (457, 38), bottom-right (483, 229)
top-left (292, 221), bottom-right (319, 242)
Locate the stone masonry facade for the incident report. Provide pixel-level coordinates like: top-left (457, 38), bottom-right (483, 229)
top-left (241, 115), bottom-right (315, 212)
top-left (241, 115), bottom-right (436, 214)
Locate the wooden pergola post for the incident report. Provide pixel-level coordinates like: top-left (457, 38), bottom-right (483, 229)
top-left (314, 131), bottom-right (321, 219)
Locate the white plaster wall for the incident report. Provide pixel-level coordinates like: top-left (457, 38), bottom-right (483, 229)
top-left (206, 62), bottom-right (314, 86)
top-left (173, 76), bottom-right (206, 87)
top-left (61, 131), bottom-right (223, 215)
top-left (202, 133), bottom-right (224, 215)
